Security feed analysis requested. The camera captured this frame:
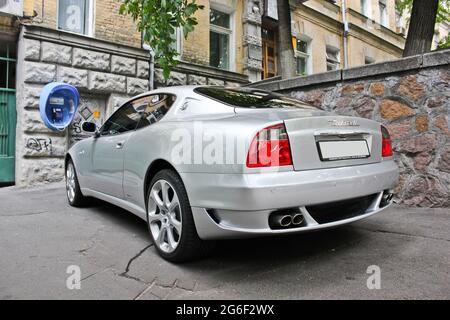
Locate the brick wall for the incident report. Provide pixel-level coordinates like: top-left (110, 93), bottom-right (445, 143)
top-left (251, 50), bottom-right (450, 207)
top-left (31, 0), bottom-right (141, 47)
top-left (95, 0), bottom-right (141, 47)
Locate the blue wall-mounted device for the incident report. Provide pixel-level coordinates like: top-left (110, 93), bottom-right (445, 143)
top-left (39, 83), bottom-right (80, 131)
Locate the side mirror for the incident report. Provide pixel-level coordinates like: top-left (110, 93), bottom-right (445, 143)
top-left (82, 121), bottom-right (97, 133)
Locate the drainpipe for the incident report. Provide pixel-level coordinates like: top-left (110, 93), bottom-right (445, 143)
top-left (341, 0), bottom-right (349, 69)
top-left (148, 51), bottom-right (154, 91)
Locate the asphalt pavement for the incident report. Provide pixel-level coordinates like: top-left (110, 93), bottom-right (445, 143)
top-left (0, 184), bottom-right (449, 299)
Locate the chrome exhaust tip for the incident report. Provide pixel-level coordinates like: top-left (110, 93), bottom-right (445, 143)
top-left (291, 213), bottom-right (304, 226)
top-left (269, 208), bottom-right (301, 229)
top-left (279, 215), bottom-right (293, 227)
top-left (381, 191), bottom-right (394, 207)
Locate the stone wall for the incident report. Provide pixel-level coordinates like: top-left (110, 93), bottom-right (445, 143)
top-left (251, 50), bottom-right (450, 207)
top-left (15, 25), bottom-right (248, 186)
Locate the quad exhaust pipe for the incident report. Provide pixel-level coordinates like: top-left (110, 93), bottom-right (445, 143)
top-left (269, 211), bottom-right (304, 229)
top-left (381, 191), bottom-right (394, 207)
top-left (292, 213), bottom-right (304, 225)
top-left (279, 215), bottom-right (292, 227)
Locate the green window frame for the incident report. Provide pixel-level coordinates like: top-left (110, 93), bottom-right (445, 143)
top-left (0, 43), bottom-right (17, 91)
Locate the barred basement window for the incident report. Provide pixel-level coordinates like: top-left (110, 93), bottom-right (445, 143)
top-left (57, 0), bottom-right (94, 36)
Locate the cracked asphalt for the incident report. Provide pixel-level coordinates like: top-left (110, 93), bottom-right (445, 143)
top-left (0, 184), bottom-right (449, 300)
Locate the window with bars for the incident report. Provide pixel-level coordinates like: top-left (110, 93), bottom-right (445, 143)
top-left (0, 44), bottom-right (16, 90)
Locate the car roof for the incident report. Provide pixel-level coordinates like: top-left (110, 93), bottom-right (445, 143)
top-left (131, 85), bottom-right (276, 100)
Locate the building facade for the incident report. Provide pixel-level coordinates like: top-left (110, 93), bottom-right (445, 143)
top-left (1, 0), bottom-right (407, 186)
top-left (16, 0), bottom-right (406, 81)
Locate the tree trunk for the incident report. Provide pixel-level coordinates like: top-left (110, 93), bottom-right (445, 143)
top-left (403, 0), bottom-right (439, 57)
top-left (277, 0), bottom-right (296, 79)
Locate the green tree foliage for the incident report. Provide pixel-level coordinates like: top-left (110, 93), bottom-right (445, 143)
top-left (396, 0), bottom-right (450, 24)
top-left (438, 34), bottom-right (450, 48)
top-left (120, 0), bottom-right (204, 80)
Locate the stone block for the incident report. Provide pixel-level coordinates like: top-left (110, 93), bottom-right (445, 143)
top-left (207, 78), bottom-right (225, 86)
top-left (23, 39), bottom-right (40, 61)
top-left (22, 110), bottom-right (58, 133)
top-left (41, 42), bottom-right (72, 65)
top-left (111, 55), bottom-right (136, 76)
top-left (137, 60), bottom-right (149, 79)
top-left (127, 77), bottom-right (148, 95)
top-left (415, 114), bottom-right (429, 133)
top-left (57, 66), bottom-right (88, 89)
top-left (19, 158), bottom-right (65, 186)
top-left (380, 99), bottom-right (415, 120)
top-left (88, 71), bottom-right (126, 93)
top-left (24, 62), bottom-right (56, 84)
top-left (397, 134), bottom-right (438, 154)
top-left (166, 71), bottom-right (187, 86)
top-left (396, 75), bottom-right (426, 102)
top-left (385, 119), bottom-right (412, 140)
top-left (277, 70), bottom-right (341, 91)
top-left (369, 82), bottom-right (386, 96)
top-left (188, 74), bottom-right (207, 85)
top-left (22, 135), bottom-right (66, 157)
top-left (343, 55), bottom-right (422, 81)
top-left (423, 49), bottom-right (450, 68)
top-left (20, 85), bottom-right (42, 109)
top-left (73, 48), bottom-right (110, 71)
top-left (437, 147), bottom-right (450, 173)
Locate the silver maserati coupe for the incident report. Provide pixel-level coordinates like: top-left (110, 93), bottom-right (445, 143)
top-left (65, 86), bottom-right (398, 262)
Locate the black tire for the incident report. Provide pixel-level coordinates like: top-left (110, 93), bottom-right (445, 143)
top-left (146, 169), bottom-right (215, 262)
top-left (65, 159), bottom-right (87, 207)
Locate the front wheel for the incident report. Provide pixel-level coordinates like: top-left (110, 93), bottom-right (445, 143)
top-left (146, 169), bottom-right (214, 262)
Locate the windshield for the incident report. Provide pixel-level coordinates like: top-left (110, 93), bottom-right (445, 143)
top-left (194, 87), bottom-right (315, 109)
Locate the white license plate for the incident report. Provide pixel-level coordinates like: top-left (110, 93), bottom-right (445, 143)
top-left (318, 140), bottom-right (370, 161)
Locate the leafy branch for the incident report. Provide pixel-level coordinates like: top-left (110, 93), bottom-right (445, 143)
top-left (120, 0), bottom-right (204, 80)
top-left (396, 0), bottom-right (450, 23)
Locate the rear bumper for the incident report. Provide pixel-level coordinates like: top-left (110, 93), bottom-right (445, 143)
top-left (192, 195), bottom-right (391, 240)
top-left (181, 160), bottom-right (398, 211)
top-left (180, 160), bottom-right (398, 240)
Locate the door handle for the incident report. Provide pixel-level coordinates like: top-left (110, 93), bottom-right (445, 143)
top-left (116, 142), bottom-right (124, 149)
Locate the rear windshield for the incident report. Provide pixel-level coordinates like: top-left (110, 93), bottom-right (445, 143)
top-left (194, 87), bottom-right (314, 109)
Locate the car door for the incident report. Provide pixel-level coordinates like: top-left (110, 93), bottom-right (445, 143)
top-left (90, 101), bottom-right (142, 198)
top-left (122, 94), bottom-right (177, 207)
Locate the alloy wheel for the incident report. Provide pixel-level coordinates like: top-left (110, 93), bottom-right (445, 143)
top-left (148, 179), bottom-right (182, 253)
top-left (66, 162), bottom-right (76, 203)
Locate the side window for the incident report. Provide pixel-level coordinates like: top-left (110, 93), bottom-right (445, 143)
top-left (101, 103), bottom-right (141, 136)
top-left (135, 94), bottom-right (176, 130)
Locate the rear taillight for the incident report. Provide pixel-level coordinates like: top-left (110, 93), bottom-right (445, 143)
top-left (246, 123), bottom-right (293, 168)
top-left (381, 126), bottom-right (393, 157)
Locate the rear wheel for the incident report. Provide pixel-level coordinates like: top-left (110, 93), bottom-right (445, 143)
top-left (66, 159), bottom-right (87, 207)
top-left (146, 169), bottom-right (214, 262)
